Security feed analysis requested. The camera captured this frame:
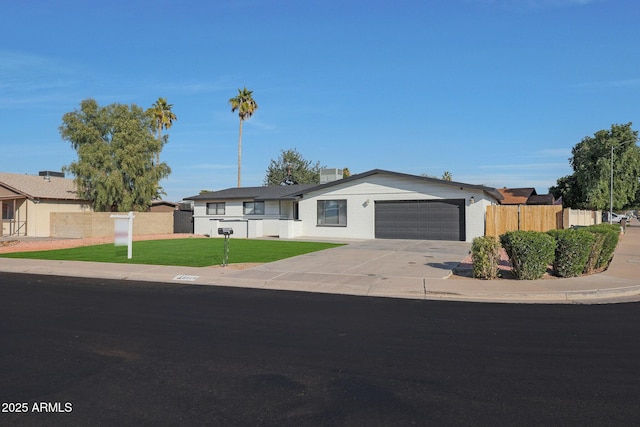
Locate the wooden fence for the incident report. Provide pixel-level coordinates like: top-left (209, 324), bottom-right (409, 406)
top-left (486, 206), bottom-right (602, 237)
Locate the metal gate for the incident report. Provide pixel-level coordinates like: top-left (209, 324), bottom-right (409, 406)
top-left (173, 210), bottom-right (193, 233)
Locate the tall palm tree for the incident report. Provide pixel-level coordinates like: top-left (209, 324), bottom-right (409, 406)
top-left (229, 87), bottom-right (258, 187)
top-left (148, 97), bottom-right (177, 164)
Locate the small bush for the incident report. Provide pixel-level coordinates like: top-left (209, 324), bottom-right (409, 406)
top-left (471, 236), bottom-right (501, 280)
top-left (547, 229), bottom-right (595, 278)
top-left (586, 224), bottom-right (621, 269)
top-left (500, 231), bottom-right (556, 280)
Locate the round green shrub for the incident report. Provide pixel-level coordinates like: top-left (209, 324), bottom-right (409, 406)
top-left (586, 224), bottom-right (620, 269)
top-left (500, 231), bottom-right (556, 280)
top-left (547, 229), bottom-right (595, 278)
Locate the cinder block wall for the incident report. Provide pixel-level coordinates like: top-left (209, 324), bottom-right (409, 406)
top-left (51, 212), bottom-right (173, 238)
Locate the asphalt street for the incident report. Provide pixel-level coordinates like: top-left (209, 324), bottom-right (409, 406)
top-left (2, 272), bottom-right (640, 426)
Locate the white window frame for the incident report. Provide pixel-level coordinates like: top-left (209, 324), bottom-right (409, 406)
top-left (317, 200), bottom-right (347, 226)
top-left (206, 202), bottom-right (225, 215)
top-left (243, 201), bottom-right (265, 215)
top-left (2, 201), bottom-right (15, 220)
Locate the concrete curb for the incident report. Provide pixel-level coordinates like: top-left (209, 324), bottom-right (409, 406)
top-left (424, 284), bottom-right (640, 304)
top-left (1, 226), bottom-right (639, 304)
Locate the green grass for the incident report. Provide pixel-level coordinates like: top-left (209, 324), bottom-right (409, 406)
top-left (0, 239), bottom-right (344, 267)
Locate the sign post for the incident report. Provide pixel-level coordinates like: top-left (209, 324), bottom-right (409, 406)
top-left (110, 211), bottom-right (135, 259)
top-left (217, 227), bottom-right (233, 266)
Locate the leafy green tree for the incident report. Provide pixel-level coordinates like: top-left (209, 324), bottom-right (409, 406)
top-left (264, 148), bottom-right (325, 186)
top-left (566, 123), bottom-right (640, 210)
top-left (59, 98), bottom-right (171, 212)
top-left (442, 171), bottom-right (453, 181)
top-left (342, 167), bottom-right (351, 178)
top-left (549, 174), bottom-right (581, 208)
top-left (229, 87), bottom-right (258, 187)
top-left (147, 97), bottom-right (176, 165)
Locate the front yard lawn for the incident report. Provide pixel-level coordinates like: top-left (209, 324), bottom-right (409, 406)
top-left (0, 239), bottom-right (344, 267)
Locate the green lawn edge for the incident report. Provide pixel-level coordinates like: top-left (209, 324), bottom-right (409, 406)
top-left (0, 239), bottom-right (345, 267)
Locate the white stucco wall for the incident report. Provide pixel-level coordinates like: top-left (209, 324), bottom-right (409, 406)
top-left (192, 199), bottom-right (293, 238)
top-left (296, 174), bottom-right (493, 242)
top-left (190, 174), bottom-right (497, 242)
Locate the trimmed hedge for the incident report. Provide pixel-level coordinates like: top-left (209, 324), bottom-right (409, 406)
top-left (586, 224), bottom-right (621, 269)
top-left (471, 236), bottom-right (501, 280)
top-left (500, 231), bottom-right (556, 280)
top-left (583, 232), bottom-right (605, 274)
top-left (547, 229), bottom-right (595, 278)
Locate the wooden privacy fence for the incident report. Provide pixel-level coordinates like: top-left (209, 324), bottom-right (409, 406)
top-left (486, 206), bottom-right (602, 237)
top-left (486, 205), bottom-right (563, 237)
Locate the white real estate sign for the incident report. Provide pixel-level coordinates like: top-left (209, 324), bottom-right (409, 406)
top-left (110, 211), bottom-right (135, 259)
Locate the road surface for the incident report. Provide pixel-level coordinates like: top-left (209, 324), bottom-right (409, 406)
top-left (1, 272), bottom-right (639, 426)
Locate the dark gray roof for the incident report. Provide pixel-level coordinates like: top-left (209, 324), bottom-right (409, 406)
top-left (299, 169), bottom-right (504, 201)
top-left (184, 184), bottom-right (317, 201)
top-left (526, 194), bottom-right (557, 205)
top-left (184, 169), bottom-right (503, 202)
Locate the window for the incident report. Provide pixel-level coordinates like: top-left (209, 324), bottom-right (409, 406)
top-left (317, 200), bottom-right (347, 226)
top-left (2, 202), bottom-right (14, 220)
top-left (243, 201), bottom-right (265, 215)
top-left (206, 202), bottom-right (225, 215)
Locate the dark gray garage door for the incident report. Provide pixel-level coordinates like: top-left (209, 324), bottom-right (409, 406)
top-left (375, 200), bottom-right (465, 241)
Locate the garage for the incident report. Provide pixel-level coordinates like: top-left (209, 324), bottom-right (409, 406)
top-left (374, 199), bottom-right (466, 241)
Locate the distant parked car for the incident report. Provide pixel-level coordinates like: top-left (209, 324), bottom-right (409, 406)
top-left (609, 213), bottom-right (628, 223)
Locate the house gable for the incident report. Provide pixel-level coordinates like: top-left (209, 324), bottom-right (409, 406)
top-left (294, 171), bottom-right (497, 241)
top-left (297, 169), bottom-right (504, 202)
top-left (0, 184), bottom-right (23, 199)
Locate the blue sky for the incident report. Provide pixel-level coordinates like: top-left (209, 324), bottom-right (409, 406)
top-left (1, 0), bottom-right (639, 201)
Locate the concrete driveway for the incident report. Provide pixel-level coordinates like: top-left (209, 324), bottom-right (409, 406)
top-left (245, 238), bottom-right (472, 280)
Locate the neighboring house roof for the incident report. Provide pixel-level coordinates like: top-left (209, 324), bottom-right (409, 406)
top-left (151, 200), bottom-right (179, 208)
top-left (186, 184), bottom-right (318, 201)
top-left (0, 172), bottom-right (84, 201)
top-left (498, 187), bottom-right (558, 205)
top-left (497, 188), bottom-right (536, 205)
top-left (527, 194), bottom-right (557, 205)
top-left (185, 169), bottom-right (504, 202)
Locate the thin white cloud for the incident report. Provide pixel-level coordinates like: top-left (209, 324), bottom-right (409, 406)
top-left (533, 148), bottom-right (571, 157)
top-left (242, 117), bottom-right (277, 131)
top-left (151, 79), bottom-right (233, 94)
top-left (0, 51), bottom-right (76, 85)
top-left (457, 172), bottom-right (566, 192)
top-left (190, 163), bottom-right (236, 170)
top-left (467, 0), bottom-right (601, 9)
top-left (525, 148), bottom-right (572, 159)
top-left (0, 51), bottom-right (84, 109)
top-left (572, 78), bottom-right (640, 89)
top-left (479, 162), bottom-right (568, 170)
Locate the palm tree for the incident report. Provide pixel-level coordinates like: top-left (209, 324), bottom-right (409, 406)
top-left (442, 171), bottom-right (453, 181)
top-left (148, 97), bottom-right (177, 164)
top-left (229, 87), bottom-right (258, 187)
